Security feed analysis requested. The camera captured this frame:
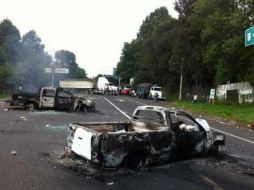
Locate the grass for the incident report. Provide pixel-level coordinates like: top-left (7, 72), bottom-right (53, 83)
top-left (0, 92), bottom-right (9, 100)
top-left (171, 101), bottom-right (254, 125)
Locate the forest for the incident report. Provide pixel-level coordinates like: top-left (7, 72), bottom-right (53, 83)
top-left (116, 0), bottom-right (254, 98)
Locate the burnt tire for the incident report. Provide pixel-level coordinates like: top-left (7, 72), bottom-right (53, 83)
top-left (86, 104), bottom-right (95, 112)
top-left (208, 143), bottom-right (219, 156)
top-left (90, 105), bottom-right (95, 112)
top-left (26, 102), bottom-right (36, 111)
top-left (123, 153), bottom-right (145, 170)
top-left (80, 104), bottom-right (86, 112)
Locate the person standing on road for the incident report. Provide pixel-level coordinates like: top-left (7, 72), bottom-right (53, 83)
top-left (193, 93), bottom-right (198, 104)
top-left (154, 92), bottom-right (159, 102)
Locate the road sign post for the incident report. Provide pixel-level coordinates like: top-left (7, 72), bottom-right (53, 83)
top-left (245, 26), bottom-right (254, 46)
top-left (44, 67), bottom-right (69, 87)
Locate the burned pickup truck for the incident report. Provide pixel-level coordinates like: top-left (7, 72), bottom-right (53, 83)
top-left (10, 86), bottom-right (95, 111)
top-left (66, 106), bottom-right (225, 168)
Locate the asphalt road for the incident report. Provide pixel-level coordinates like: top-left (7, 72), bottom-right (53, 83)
top-left (0, 95), bottom-right (254, 190)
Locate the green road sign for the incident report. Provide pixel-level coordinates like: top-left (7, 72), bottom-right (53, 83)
top-left (245, 26), bottom-right (254, 46)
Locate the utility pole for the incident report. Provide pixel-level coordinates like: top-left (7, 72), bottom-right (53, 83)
top-left (179, 58), bottom-right (184, 101)
top-left (51, 62), bottom-right (55, 87)
top-left (118, 77), bottom-right (121, 87)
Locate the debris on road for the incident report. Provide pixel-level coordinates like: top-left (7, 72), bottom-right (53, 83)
top-left (4, 108), bottom-right (8, 111)
top-left (10, 150), bottom-right (17, 155)
top-left (193, 154), bottom-right (254, 177)
top-left (43, 124), bottom-right (68, 131)
top-left (19, 116), bottom-right (27, 121)
top-left (39, 152), bottom-right (50, 157)
top-left (66, 105), bottom-right (225, 169)
top-left (31, 111), bottom-right (65, 116)
top-left (106, 181), bottom-right (114, 186)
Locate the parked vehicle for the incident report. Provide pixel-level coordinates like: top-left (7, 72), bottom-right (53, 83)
top-left (66, 106), bottom-right (225, 168)
top-left (120, 87), bottom-right (131, 95)
top-left (149, 85), bottom-right (165, 100)
top-left (136, 83), bottom-right (152, 99)
top-left (89, 76), bottom-right (118, 95)
top-left (10, 87), bottom-right (95, 111)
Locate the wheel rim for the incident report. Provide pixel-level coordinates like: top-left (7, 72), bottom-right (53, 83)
top-left (28, 103), bottom-right (35, 111)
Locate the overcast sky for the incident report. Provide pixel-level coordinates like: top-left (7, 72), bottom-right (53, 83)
top-left (0, 0), bottom-right (177, 77)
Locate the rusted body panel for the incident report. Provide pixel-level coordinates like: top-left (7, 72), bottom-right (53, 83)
top-left (67, 106), bottom-right (225, 168)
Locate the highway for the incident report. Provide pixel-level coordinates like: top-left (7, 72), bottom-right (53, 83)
top-left (0, 95), bottom-right (253, 190)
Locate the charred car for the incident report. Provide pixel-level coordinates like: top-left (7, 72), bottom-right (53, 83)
top-left (10, 86), bottom-right (95, 111)
top-left (66, 106), bottom-right (225, 168)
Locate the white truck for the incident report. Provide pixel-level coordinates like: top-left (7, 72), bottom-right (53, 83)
top-left (149, 85), bottom-right (165, 100)
top-left (66, 106), bottom-right (225, 168)
top-left (90, 76), bottom-right (118, 95)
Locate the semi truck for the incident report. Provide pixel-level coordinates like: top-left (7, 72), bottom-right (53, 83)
top-left (59, 80), bottom-right (95, 89)
top-left (59, 77), bottom-right (118, 95)
top-left (89, 76), bottom-right (118, 95)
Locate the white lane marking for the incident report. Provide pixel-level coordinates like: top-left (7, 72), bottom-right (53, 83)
top-left (201, 175), bottom-right (224, 190)
top-left (116, 99), bottom-right (124, 102)
top-left (211, 127), bottom-right (254, 144)
top-left (104, 97), bottom-right (254, 145)
top-left (103, 97), bottom-right (131, 119)
top-left (178, 115), bottom-right (254, 144)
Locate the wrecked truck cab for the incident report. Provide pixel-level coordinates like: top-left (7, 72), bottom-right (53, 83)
top-left (9, 87), bottom-right (96, 112)
top-left (74, 96), bottom-right (96, 112)
top-left (66, 106), bottom-right (225, 168)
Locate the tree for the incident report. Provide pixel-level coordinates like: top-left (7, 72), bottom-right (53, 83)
top-left (55, 50), bottom-right (87, 79)
top-left (8, 30), bottom-right (53, 89)
top-left (0, 19), bottom-right (21, 91)
top-left (117, 41), bottom-right (139, 83)
top-left (0, 19), bottom-right (21, 65)
top-left (191, 0), bottom-right (254, 85)
top-left (174, 0), bottom-right (198, 17)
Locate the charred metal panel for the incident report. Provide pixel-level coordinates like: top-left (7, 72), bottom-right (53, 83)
top-left (96, 130), bottom-right (174, 167)
top-left (67, 106), bottom-right (226, 169)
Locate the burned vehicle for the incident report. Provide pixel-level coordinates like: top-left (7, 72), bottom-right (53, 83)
top-left (10, 86), bottom-right (95, 111)
top-left (66, 106), bottom-right (225, 168)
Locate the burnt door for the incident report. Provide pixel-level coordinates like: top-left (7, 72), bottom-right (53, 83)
top-left (168, 112), bottom-right (204, 154)
top-left (41, 89), bottom-right (56, 108)
top-left (133, 109), bottom-right (173, 156)
top-left (148, 131), bottom-right (173, 156)
top-left (55, 90), bottom-right (74, 110)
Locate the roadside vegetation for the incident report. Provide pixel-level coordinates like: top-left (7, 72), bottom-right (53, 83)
top-left (0, 19), bottom-right (87, 93)
top-left (171, 101), bottom-right (254, 125)
top-left (0, 92), bottom-right (9, 100)
top-left (116, 0), bottom-right (254, 98)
